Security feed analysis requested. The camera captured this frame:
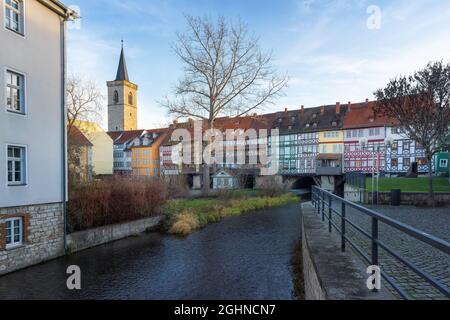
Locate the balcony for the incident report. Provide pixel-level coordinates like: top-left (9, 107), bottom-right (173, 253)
top-left (316, 154), bottom-right (343, 176)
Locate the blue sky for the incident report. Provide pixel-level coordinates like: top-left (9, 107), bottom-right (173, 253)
top-left (66, 0), bottom-right (450, 129)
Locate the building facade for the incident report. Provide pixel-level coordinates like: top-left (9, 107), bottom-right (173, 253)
top-left (343, 102), bottom-right (389, 174)
top-left (75, 120), bottom-right (113, 176)
top-left (130, 130), bottom-right (167, 177)
top-left (385, 127), bottom-right (429, 174)
top-left (0, 0), bottom-right (72, 275)
top-left (68, 126), bottom-right (93, 182)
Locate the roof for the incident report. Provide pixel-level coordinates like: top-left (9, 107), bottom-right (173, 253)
top-left (108, 130), bottom-right (144, 145)
top-left (37, 0), bottom-right (74, 17)
top-left (115, 44), bottom-right (129, 82)
top-left (68, 126), bottom-right (92, 147)
top-left (272, 104), bottom-right (348, 134)
top-left (343, 101), bottom-right (397, 129)
top-left (108, 128), bottom-right (169, 146)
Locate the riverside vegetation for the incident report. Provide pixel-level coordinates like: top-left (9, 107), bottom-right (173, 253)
top-left (165, 190), bottom-right (299, 236)
top-left (68, 176), bottom-right (298, 237)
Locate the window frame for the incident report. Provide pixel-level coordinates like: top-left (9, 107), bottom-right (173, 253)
top-left (6, 144), bottom-right (28, 187)
top-left (5, 68), bottom-right (27, 115)
top-left (4, 0), bottom-right (25, 36)
top-left (5, 217), bottom-right (23, 249)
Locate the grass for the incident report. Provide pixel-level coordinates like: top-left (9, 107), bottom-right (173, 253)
top-left (165, 191), bottom-right (299, 236)
top-left (366, 177), bottom-right (450, 193)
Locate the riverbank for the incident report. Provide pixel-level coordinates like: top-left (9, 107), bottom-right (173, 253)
top-left (165, 192), bottom-right (299, 236)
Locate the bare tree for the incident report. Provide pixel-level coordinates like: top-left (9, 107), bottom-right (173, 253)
top-left (162, 15), bottom-right (288, 193)
top-left (66, 75), bottom-right (104, 184)
top-left (66, 75), bottom-right (104, 135)
top-left (374, 61), bottom-right (450, 205)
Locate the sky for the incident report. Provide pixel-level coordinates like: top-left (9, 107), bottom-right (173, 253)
top-left (66, 0), bottom-right (450, 130)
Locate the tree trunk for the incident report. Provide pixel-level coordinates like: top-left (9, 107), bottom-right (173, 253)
top-left (202, 119), bottom-right (213, 195)
top-left (427, 155), bottom-right (435, 207)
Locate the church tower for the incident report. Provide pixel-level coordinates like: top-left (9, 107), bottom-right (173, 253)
top-left (107, 42), bottom-right (138, 132)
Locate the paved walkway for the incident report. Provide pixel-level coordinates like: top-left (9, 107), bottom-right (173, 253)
top-left (325, 203), bottom-right (449, 300)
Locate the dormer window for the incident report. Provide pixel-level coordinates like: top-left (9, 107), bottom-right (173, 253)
top-left (288, 126), bottom-right (292, 131)
top-left (332, 121), bottom-right (337, 127)
top-left (278, 118), bottom-right (282, 123)
top-left (306, 124), bottom-right (310, 128)
top-left (313, 123), bottom-right (318, 128)
top-left (312, 114), bottom-right (317, 119)
top-left (369, 117), bottom-right (375, 123)
top-left (4, 0), bottom-right (24, 35)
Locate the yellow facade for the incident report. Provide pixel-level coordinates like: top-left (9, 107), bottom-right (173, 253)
top-left (132, 146), bottom-right (160, 177)
top-left (131, 134), bottom-right (167, 177)
top-left (318, 130), bottom-right (345, 154)
top-left (74, 120), bottom-right (114, 175)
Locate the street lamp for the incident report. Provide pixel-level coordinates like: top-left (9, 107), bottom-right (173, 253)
top-left (359, 137), bottom-right (393, 205)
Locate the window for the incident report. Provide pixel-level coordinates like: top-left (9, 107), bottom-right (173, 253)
top-left (391, 158), bottom-right (398, 167)
top-left (403, 142), bottom-right (410, 152)
top-left (440, 159), bottom-right (448, 168)
top-left (128, 92), bottom-right (133, 105)
top-left (7, 145), bottom-right (26, 185)
top-left (403, 158), bottom-right (411, 167)
top-left (4, 0), bottom-right (24, 35)
top-left (6, 70), bottom-right (25, 114)
top-left (5, 217), bottom-right (23, 248)
top-left (113, 90), bottom-right (119, 104)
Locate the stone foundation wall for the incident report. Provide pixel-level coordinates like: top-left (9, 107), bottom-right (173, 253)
top-left (67, 216), bottom-right (163, 253)
top-left (367, 192), bottom-right (450, 205)
top-left (0, 203), bottom-right (65, 276)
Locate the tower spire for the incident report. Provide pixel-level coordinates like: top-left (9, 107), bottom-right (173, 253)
top-left (115, 40), bottom-right (129, 81)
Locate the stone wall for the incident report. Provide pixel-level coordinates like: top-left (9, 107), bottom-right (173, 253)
top-left (67, 216), bottom-right (163, 253)
top-left (0, 203), bottom-right (64, 276)
top-left (367, 192), bottom-right (450, 205)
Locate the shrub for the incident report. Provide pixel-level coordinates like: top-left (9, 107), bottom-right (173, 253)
top-left (68, 177), bottom-right (167, 233)
top-left (168, 211), bottom-right (200, 236)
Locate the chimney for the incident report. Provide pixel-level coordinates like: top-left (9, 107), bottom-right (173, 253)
top-left (301, 105), bottom-right (304, 114)
top-left (321, 106), bottom-right (325, 115)
top-left (348, 101), bottom-right (352, 112)
top-left (365, 98), bottom-right (369, 104)
top-left (336, 102), bottom-right (341, 114)
top-left (285, 107), bottom-right (288, 113)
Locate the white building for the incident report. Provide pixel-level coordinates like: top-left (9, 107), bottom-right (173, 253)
top-left (0, 0), bottom-right (74, 275)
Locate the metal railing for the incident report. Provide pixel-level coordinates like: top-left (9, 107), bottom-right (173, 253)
top-left (311, 186), bottom-right (450, 300)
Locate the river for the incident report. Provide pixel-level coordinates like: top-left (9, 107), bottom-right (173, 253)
top-left (0, 203), bottom-right (301, 300)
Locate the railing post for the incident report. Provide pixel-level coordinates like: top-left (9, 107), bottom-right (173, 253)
top-left (371, 217), bottom-right (379, 292)
top-left (321, 191), bottom-right (325, 222)
top-left (341, 201), bottom-right (346, 252)
top-left (328, 195), bottom-right (332, 233)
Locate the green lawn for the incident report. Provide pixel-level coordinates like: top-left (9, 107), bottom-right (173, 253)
top-left (366, 177), bottom-right (450, 192)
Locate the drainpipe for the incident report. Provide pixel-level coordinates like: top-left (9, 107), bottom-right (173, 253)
top-left (60, 16), bottom-right (68, 253)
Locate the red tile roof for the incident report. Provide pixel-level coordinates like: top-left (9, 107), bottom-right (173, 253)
top-left (343, 100), bottom-right (397, 129)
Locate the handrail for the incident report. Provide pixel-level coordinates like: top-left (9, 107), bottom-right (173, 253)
top-left (311, 186), bottom-right (450, 300)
